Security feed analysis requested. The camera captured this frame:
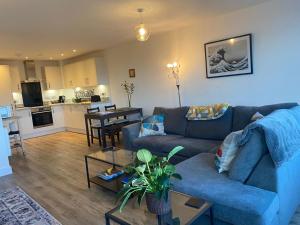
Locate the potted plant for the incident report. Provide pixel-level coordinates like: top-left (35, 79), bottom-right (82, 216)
top-left (121, 81), bottom-right (134, 107)
top-left (117, 146), bottom-right (184, 215)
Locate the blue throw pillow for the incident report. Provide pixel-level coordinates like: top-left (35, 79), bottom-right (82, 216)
top-left (139, 115), bottom-right (166, 137)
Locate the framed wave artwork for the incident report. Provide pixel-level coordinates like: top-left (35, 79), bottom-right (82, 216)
top-left (205, 34), bottom-right (253, 78)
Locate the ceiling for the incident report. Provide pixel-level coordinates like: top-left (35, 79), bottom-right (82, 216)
top-left (0, 0), bottom-right (270, 60)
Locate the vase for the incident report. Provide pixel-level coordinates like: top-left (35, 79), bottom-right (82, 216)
top-left (145, 193), bottom-right (171, 215)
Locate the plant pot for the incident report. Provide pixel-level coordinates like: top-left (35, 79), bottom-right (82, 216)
top-left (145, 193), bottom-right (171, 215)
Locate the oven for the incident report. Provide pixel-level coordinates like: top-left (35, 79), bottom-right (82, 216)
top-left (31, 106), bottom-right (53, 128)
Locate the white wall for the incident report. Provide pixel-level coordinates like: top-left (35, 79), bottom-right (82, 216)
top-left (104, 0), bottom-right (300, 115)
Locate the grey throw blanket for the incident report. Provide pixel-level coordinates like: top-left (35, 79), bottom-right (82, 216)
top-left (238, 106), bottom-right (300, 167)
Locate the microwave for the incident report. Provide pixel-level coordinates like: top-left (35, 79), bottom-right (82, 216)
top-left (0, 105), bottom-right (12, 119)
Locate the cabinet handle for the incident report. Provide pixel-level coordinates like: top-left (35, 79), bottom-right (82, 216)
top-left (52, 109), bottom-right (55, 114)
top-left (28, 111), bottom-right (31, 117)
top-left (17, 84), bottom-right (20, 91)
top-left (48, 82), bottom-right (51, 89)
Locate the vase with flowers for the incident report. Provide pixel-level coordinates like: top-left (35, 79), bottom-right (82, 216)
top-left (121, 81), bottom-right (135, 107)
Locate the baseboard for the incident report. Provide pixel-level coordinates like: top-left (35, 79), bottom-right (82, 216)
top-left (0, 166), bottom-right (12, 177)
top-left (65, 127), bottom-right (86, 134)
top-left (22, 127), bottom-right (66, 139)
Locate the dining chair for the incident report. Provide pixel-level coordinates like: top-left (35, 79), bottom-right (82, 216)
top-left (86, 107), bottom-right (120, 147)
top-left (104, 105), bottom-right (129, 144)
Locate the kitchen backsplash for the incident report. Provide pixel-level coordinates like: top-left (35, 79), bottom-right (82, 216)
top-left (12, 85), bottom-right (109, 105)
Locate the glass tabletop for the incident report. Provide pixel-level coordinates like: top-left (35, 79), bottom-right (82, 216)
top-left (107, 191), bottom-right (212, 225)
top-left (86, 148), bottom-right (136, 168)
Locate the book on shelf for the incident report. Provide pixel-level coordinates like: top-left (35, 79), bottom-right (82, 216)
top-left (97, 168), bottom-right (124, 181)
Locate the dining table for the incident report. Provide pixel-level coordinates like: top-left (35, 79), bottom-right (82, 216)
top-left (84, 107), bottom-right (143, 148)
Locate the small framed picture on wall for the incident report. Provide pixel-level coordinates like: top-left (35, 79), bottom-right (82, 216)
top-left (204, 34), bottom-right (253, 78)
top-left (129, 69), bottom-right (136, 78)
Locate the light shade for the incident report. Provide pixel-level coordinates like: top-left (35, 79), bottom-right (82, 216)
top-left (135, 23), bottom-right (150, 42)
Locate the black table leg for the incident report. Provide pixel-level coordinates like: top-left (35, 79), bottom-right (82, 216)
top-left (85, 156), bottom-right (90, 188)
top-left (100, 119), bottom-right (107, 148)
top-left (210, 207), bottom-right (214, 225)
top-left (105, 213), bottom-right (111, 225)
top-left (85, 117), bottom-right (91, 147)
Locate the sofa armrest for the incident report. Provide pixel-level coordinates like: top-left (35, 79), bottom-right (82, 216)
top-left (122, 122), bottom-right (141, 150)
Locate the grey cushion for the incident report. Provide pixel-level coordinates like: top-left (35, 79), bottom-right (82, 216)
top-left (153, 107), bottom-right (189, 136)
top-left (232, 103), bottom-right (298, 131)
top-left (163, 138), bottom-right (221, 158)
top-left (185, 107), bottom-right (233, 140)
top-left (229, 129), bottom-right (268, 183)
top-left (133, 135), bottom-right (221, 158)
top-left (132, 134), bottom-right (183, 154)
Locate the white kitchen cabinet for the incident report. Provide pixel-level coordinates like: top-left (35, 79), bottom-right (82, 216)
top-left (64, 104), bottom-right (88, 132)
top-left (63, 63), bottom-right (78, 89)
top-left (62, 57), bottom-right (108, 88)
top-left (15, 109), bottom-right (34, 137)
top-left (9, 65), bottom-right (22, 93)
top-left (0, 65), bottom-right (13, 105)
top-left (52, 105), bottom-right (65, 128)
top-left (44, 66), bottom-right (63, 90)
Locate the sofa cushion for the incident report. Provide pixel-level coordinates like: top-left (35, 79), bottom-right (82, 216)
top-left (185, 106), bottom-right (233, 140)
top-left (229, 129), bottom-right (268, 183)
top-left (232, 103), bottom-right (298, 131)
top-left (163, 138), bottom-right (222, 158)
top-left (133, 135), bottom-right (221, 158)
top-left (173, 153), bottom-right (279, 225)
top-left (153, 107), bottom-right (189, 136)
top-left (133, 134), bottom-right (183, 154)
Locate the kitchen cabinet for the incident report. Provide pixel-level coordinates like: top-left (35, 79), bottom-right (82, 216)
top-left (15, 109), bottom-right (34, 137)
top-left (63, 63), bottom-right (78, 89)
top-left (9, 65), bottom-right (22, 93)
top-left (52, 105), bottom-right (65, 128)
top-left (64, 104), bottom-right (88, 133)
top-left (44, 66), bottom-right (63, 90)
top-left (62, 57), bottom-right (108, 89)
top-left (0, 65), bottom-right (13, 105)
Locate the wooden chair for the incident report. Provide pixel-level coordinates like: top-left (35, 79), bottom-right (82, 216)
top-left (87, 107), bottom-right (120, 147)
top-left (104, 105), bottom-right (129, 144)
top-left (87, 107), bottom-right (102, 146)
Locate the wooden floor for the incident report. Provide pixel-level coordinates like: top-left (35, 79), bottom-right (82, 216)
top-left (0, 132), bottom-right (119, 225)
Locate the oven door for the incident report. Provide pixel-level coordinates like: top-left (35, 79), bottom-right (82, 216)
top-left (31, 111), bottom-right (53, 128)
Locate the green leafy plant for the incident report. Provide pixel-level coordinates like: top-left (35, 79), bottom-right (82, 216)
top-left (121, 81), bottom-right (135, 107)
top-left (117, 146), bottom-right (184, 212)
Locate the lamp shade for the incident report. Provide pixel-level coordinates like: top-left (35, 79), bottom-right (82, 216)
top-left (135, 23), bottom-right (150, 42)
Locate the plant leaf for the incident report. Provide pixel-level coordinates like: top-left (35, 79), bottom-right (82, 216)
top-left (137, 149), bottom-right (152, 163)
top-left (172, 173), bottom-right (182, 180)
top-left (135, 164), bottom-right (146, 174)
top-left (167, 146), bottom-right (184, 161)
top-left (164, 164), bottom-right (175, 175)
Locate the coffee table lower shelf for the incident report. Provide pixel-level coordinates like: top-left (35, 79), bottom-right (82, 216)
top-left (89, 175), bottom-right (125, 193)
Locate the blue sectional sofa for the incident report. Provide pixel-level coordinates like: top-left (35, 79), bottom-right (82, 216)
top-left (122, 103), bottom-right (300, 225)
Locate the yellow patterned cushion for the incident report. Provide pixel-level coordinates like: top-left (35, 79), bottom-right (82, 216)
top-left (186, 103), bottom-right (230, 120)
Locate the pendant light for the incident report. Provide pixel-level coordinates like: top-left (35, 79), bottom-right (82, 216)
top-left (135, 8), bottom-right (150, 42)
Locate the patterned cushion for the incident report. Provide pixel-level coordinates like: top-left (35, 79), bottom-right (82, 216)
top-left (139, 115), bottom-right (166, 137)
top-left (186, 103), bottom-right (229, 120)
top-left (215, 130), bottom-right (243, 173)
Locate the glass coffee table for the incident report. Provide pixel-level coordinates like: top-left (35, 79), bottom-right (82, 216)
top-left (105, 191), bottom-right (214, 225)
top-left (84, 147), bottom-right (135, 192)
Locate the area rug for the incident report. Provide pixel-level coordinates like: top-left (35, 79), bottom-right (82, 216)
top-left (0, 186), bottom-right (61, 225)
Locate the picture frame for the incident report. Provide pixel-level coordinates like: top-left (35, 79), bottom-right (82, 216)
top-left (204, 34), bottom-right (253, 78)
top-left (129, 68), bottom-right (136, 78)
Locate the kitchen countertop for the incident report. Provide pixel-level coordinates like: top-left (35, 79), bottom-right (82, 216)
top-left (15, 101), bottom-right (111, 111)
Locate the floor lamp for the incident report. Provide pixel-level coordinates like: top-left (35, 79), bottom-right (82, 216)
top-left (167, 62), bottom-right (182, 107)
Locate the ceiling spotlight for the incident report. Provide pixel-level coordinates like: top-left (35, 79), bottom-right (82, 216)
top-left (25, 56), bottom-right (29, 60)
top-left (60, 53), bottom-right (64, 56)
top-left (135, 8), bottom-right (150, 42)
top-left (49, 57), bottom-right (53, 60)
top-left (72, 49), bottom-right (77, 53)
